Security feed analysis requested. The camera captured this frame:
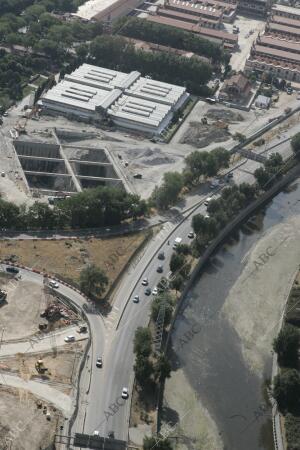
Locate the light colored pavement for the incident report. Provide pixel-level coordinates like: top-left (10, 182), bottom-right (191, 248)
top-left (0, 373), bottom-right (72, 416)
top-left (0, 325), bottom-right (84, 357)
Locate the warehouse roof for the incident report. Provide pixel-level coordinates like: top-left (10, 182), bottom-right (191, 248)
top-left (42, 80), bottom-right (120, 112)
top-left (108, 95), bottom-right (171, 127)
top-left (126, 76), bottom-right (186, 106)
top-left (65, 64), bottom-right (133, 91)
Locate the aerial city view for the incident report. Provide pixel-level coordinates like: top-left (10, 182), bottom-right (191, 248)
top-left (0, 0), bottom-right (300, 448)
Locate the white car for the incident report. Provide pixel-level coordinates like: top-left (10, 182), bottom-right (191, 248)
top-left (141, 278), bottom-right (148, 286)
top-left (49, 280), bottom-right (59, 289)
top-left (188, 231), bottom-right (194, 239)
top-left (204, 197), bottom-right (212, 206)
top-left (121, 387), bottom-right (129, 399)
top-left (64, 335), bottom-right (75, 342)
top-left (152, 287), bottom-right (158, 295)
top-left (93, 430), bottom-right (100, 436)
top-left (133, 295), bottom-right (139, 303)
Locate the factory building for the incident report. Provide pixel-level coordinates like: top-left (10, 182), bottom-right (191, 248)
top-left (40, 64), bottom-right (189, 135)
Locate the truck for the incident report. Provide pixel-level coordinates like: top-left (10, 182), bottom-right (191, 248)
top-left (173, 237), bottom-right (182, 249)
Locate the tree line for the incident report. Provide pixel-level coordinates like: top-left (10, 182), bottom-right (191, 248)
top-left (115, 17), bottom-right (228, 66)
top-left (0, 186), bottom-right (148, 230)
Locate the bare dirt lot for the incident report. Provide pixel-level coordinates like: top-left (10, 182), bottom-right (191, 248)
top-left (0, 276), bottom-right (46, 341)
top-left (0, 233), bottom-right (147, 288)
top-left (0, 386), bottom-right (61, 450)
top-left (180, 121), bottom-right (231, 148)
top-left (0, 345), bottom-right (84, 393)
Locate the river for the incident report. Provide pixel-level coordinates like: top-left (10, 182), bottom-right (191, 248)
top-left (162, 178), bottom-right (300, 450)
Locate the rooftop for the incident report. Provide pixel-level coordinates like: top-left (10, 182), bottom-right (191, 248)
top-left (146, 14), bottom-right (238, 43)
top-left (271, 14), bottom-right (300, 29)
top-left (267, 21), bottom-right (300, 37)
top-left (271, 4), bottom-right (300, 17)
top-left (259, 34), bottom-right (300, 53)
top-left (126, 76), bottom-right (186, 106)
top-left (254, 44), bottom-right (300, 63)
top-left (108, 95), bottom-right (171, 128)
top-left (167, 0), bottom-right (223, 18)
top-left (65, 64), bottom-right (138, 91)
top-left (41, 80), bottom-right (118, 112)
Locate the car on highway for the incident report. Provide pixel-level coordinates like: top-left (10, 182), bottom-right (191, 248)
top-left (152, 287), bottom-right (158, 295)
top-left (64, 335), bottom-right (75, 342)
top-left (121, 387), bottom-right (129, 399)
top-left (141, 278), bottom-right (148, 286)
top-left (133, 295), bottom-right (139, 303)
top-left (144, 287), bottom-right (151, 296)
top-left (157, 265), bottom-right (163, 273)
top-left (158, 252), bottom-right (165, 260)
top-left (96, 357), bottom-right (103, 368)
top-left (49, 280), bottom-right (59, 288)
top-left (188, 231), bottom-right (194, 239)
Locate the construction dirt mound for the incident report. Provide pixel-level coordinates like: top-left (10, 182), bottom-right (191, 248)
top-left (206, 108), bottom-right (245, 122)
top-left (180, 122), bottom-right (231, 148)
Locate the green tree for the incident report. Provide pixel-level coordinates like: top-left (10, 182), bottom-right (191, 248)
top-left (134, 354), bottom-right (154, 386)
top-left (169, 252), bottom-right (185, 273)
top-left (291, 132), bottom-right (300, 158)
top-left (152, 172), bottom-right (183, 210)
top-left (273, 324), bottom-right (299, 367)
top-left (233, 132), bottom-right (246, 143)
top-left (79, 264), bottom-right (108, 298)
top-left (133, 327), bottom-right (152, 357)
top-left (170, 273), bottom-right (184, 292)
top-left (175, 243), bottom-right (190, 255)
top-left (273, 369), bottom-right (300, 413)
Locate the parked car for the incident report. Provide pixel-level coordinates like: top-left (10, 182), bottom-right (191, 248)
top-left (121, 387), bottom-right (129, 399)
top-left (158, 252), bottom-right (165, 260)
top-left (204, 197), bottom-right (212, 206)
top-left (157, 265), bottom-right (163, 273)
top-left (6, 267), bottom-right (19, 274)
top-left (141, 278), bottom-right (148, 286)
top-left (152, 287), bottom-right (158, 295)
top-left (96, 357), bottom-right (103, 368)
top-left (49, 280), bottom-right (59, 288)
top-left (64, 335), bottom-right (75, 342)
top-left (188, 231), bottom-right (194, 239)
top-left (133, 295), bottom-right (139, 303)
top-left (144, 287), bottom-right (151, 296)
top-left (108, 431), bottom-right (115, 439)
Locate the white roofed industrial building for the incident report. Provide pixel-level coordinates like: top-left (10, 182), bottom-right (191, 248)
top-left (40, 64), bottom-right (189, 135)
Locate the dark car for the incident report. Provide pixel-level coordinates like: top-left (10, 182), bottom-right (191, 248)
top-left (158, 252), bottom-right (165, 260)
top-left (108, 431), bottom-right (115, 439)
top-left (96, 357), bottom-right (103, 368)
top-left (6, 267), bottom-right (19, 274)
top-left (157, 265), bottom-right (163, 273)
top-left (145, 287), bottom-right (151, 296)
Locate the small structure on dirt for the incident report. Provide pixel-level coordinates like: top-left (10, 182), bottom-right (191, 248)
top-left (219, 72), bottom-right (252, 103)
top-left (255, 95), bottom-right (271, 109)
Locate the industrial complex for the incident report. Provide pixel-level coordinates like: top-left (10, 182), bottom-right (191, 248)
top-left (40, 64), bottom-right (189, 135)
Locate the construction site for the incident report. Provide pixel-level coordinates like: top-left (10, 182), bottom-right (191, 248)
top-left (13, 135), bottom-right (124, 195)
top-left (0, 270), bottom-right (88, 449)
